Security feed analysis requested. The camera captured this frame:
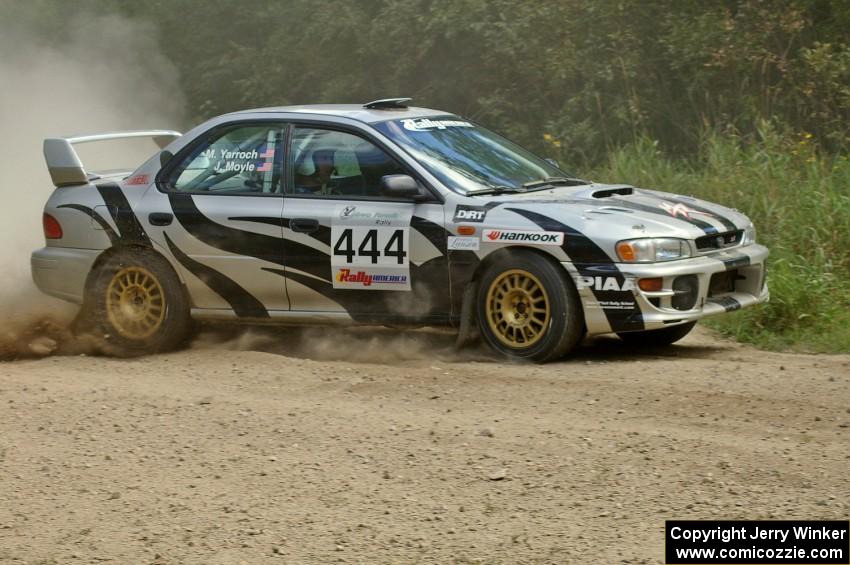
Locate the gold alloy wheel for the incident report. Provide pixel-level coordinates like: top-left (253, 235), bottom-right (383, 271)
top-left (485, 269), bottom-right (551, 348)
top-left (105, 266), bottom-right (166, 340)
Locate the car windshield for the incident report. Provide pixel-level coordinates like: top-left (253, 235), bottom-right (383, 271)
top-left (373, 116), bottom-right (575, 194)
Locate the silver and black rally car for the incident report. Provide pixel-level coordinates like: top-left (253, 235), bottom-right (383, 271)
top-left (33, 98), bottom-right (769, 361)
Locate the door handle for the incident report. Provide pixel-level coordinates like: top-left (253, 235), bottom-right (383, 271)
top-left (149, 212), bottom-right (173, 226)
top-left (289, 218), bottom-right (319, 233)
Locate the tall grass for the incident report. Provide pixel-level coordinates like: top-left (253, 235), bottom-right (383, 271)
top-left (590, 126), bottom-right (850, 352)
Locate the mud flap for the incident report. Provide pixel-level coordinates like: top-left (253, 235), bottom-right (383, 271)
top-left (454, 284), bottom-right (480, 349)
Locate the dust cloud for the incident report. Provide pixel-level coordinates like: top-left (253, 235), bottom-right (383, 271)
top-left (192, 325), bottom-right (495, 365)
top-left (0, 10), bottom-right (467, 364)
top-left (0, 10), bottom-right (184, 358)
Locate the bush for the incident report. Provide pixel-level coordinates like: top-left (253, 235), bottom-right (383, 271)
top-left (590, 127), bottom-right (850, 352)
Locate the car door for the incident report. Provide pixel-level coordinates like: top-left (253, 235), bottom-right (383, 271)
top-left (279, 124), bottom-right (450, 323)
top-left (145, 122), bottom-right (290, 315)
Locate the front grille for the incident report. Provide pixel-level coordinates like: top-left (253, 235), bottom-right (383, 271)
top-left (695, 230), bottom-right (743, 251)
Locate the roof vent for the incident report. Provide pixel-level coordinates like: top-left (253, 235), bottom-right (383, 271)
top-left (363, 97), bottom-right (412, 110)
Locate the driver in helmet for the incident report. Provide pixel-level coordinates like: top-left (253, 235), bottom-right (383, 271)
top-left (294, 149), bottom-right (336, 194)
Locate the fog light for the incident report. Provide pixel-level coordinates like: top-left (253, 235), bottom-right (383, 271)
top-left (671, 275), bottom-right (699, 310)
top-left (638, 277), bottom-right (663, 292)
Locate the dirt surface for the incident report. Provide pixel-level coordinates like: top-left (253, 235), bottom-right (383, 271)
top-left (0, 325), bottom-right (848, 564)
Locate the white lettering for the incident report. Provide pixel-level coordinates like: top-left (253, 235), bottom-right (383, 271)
top-left (218, 148), bottom-right (259, 160)
top-left (402, 118), bottom-right (475, 132)
top-left (213, 160), bottom-right (256, 174)
top-left (573, 276), bottom-right (637, 292)
top-left (481, 229), bottom-right (564, 246)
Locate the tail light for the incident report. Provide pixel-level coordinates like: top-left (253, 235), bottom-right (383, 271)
top-left (43, 213), bottom-right (63, 239)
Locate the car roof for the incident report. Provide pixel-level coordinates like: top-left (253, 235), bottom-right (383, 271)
top-left (227, 104), bottom-right (448, 124)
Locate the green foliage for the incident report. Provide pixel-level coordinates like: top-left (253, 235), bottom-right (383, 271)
top-left (9, 0), bottom-right (850, 160)
top-left (592, 129), bottom-right (850, 352)
top-left (6, 0), bottom-right (848, 350)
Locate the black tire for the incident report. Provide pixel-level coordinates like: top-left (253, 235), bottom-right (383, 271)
top-left (476, 252), bottom-right (584, 363)
top-left (617, 321), bottom-right (696, 347)
top-left (84, 248), bottom-right (192, 357)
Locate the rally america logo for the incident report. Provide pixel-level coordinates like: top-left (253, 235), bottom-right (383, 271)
top-left (336, 269), bottom-right (408, 287)
top-left (337, 268), bottom-right (372, 286)
top-left (482, 229), bottom-right (564, 245)
top-left (453, 205), bottom-right (487, 223)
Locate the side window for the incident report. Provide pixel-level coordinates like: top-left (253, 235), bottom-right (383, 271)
top-left (166, 124), bottom-right (285, 194)
top-left (287, 127), bottom-right (406, 198)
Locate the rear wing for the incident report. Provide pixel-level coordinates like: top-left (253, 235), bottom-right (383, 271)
top-left (43, 130), bottom-right (182, 187)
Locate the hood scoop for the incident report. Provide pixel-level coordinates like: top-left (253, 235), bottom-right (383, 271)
top-left (592, 186), bottom-right (634, 198)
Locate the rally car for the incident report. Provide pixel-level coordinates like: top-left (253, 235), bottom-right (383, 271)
top-left (32, 98), bottom-right (769, 362)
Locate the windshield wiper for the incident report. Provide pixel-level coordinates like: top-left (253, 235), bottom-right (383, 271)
top-left (522, 176), bottom-right (589, 190)
top-left (466, 185), bottom-right (526, 196)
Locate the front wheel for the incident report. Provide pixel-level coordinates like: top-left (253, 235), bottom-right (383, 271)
top-left (476, 252), bottom-right (584, 363)
top-left (84, 249), bottom-right (192, 356)
top-left (617, 321), bottom-right (696, 347)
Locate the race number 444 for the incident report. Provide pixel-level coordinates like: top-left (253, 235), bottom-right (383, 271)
top-left (332, 227), bottom-right (408, 266)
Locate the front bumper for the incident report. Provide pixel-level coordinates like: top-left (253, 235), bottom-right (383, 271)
top-left (567, 243), bottom-right (769, 335)
top-left (31, 246), bottom-right (100, 304)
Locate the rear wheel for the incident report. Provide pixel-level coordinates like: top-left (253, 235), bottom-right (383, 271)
top-left (617, 321), bottom-right (696, 347)
top-left (85, 249), bottom-right (191, 356)
top-left (476, 252), bottom-right (583, 362)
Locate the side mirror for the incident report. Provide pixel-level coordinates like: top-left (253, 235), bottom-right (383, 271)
top-left (160, 150), bottom-right (173, 168)
top-left (380, 174), bottom-right (427, 201)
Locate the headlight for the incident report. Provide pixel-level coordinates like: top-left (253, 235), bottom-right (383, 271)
top-left (616, 238), bottom-right (692, 262)
top-left (741, 224), bottom-right (756, 245)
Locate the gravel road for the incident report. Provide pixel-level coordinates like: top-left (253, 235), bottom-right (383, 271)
top-left (0, 325), bottom-right (848, 564)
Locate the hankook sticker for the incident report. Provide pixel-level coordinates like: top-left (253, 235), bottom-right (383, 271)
top-left (481, 229), bottom-right (564, 245)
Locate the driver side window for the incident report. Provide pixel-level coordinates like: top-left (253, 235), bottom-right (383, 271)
top-left (167, 124), bottom-right (285, 194)
top-left (287, 127), bottom-right (406, 198)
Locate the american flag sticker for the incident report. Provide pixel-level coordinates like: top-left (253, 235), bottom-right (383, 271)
top-left (259, 148), bottom-right (275, 159)
top-left (256, 161), bottom-right (272, 172)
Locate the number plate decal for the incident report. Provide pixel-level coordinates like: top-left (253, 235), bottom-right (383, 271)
top-left (331, 204), bottom-right (412, 291)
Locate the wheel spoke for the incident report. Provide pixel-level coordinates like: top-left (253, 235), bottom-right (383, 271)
top-left (105, 266), bottom-right (168, 339)
top-left (486, 269), bottom-right (552, 348)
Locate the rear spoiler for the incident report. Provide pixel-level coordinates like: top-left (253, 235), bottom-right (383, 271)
top-left (43, 130), bottom-right (182, 187)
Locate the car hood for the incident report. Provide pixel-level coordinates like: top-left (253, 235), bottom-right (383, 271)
top-left (480, 183), bottom-right (750, 242)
